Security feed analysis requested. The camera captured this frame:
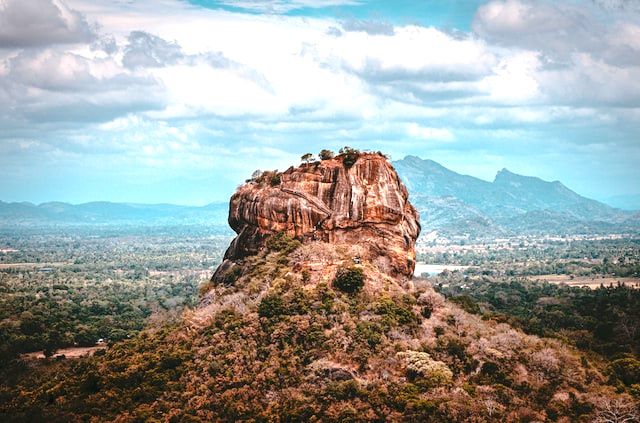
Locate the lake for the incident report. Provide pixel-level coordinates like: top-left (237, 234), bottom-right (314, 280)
top-left (414, 263), bottom-right (468, 277)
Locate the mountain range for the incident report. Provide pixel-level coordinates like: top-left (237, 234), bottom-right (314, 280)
top-left (394, 155), bottom-right (639, 237)
top-left (0, 200), bottom-right (229, 229)
top-left (1, 155), bottom-right (638, 238)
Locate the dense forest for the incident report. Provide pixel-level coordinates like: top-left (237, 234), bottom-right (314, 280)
top-left (0, 227), bottom-right (230, 364)
top-left (437, 276), bottom-right (640, 396)
top-left (0, 231), bottom-right (639, 421)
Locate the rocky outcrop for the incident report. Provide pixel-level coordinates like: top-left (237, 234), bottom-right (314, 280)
top-left (213, 152), bottom-right (420, 282)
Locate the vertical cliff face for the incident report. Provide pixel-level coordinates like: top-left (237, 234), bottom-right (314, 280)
top-left (214, 152), bottom-right (420, 281)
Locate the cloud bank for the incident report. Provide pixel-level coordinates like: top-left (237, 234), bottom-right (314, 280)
top-left (0, 0), bottom-right (638, 204)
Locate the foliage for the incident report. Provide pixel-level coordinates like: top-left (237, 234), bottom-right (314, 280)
top-left (332, 266), bottom-right (365, 294)
top-left (265, 232), bottom-right (301, 255)
top-left (270, 173), bottom-right (281, 186)
top-left (218, 266), bottom-right (242, 285)
top-left (0, 227), bottom-right (217, 364)
top-left (374, 296), bottom-right (419, 327)
top-left (258, 293), bottom-right (286, 318)
top-left (300, 153), bottom-right (314, 163)
top-left (609, 356), bottom-right (640, 387)
top-left (318, 149), bottom-right (334, 160)
top-left (249, 170), bottom-right (281, 186)
top-left (439, 279), bottom-right (640, 358)
top-left (338, 146), bottom-right (361, 168)
top-left (449, 295), bottom-right (481, 314)
top-left (1, 226), bottom-right (637, 421)
top-left (397, 351), bottom-right (453, 387)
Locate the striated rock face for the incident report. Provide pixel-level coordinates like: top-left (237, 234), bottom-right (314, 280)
top-left (213, 152), bottom-right (420, 281)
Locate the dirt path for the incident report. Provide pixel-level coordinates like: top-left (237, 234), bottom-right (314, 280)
top-left (21, 345), bottom-right (106, 360)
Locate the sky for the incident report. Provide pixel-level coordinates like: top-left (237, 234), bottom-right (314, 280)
top-left (0, 0), bottom-right (639, 206)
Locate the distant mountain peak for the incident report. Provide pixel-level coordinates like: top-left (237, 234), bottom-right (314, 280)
top-left (400, 155), bottom-right (443, 168)
top-left (391, 155), bottom-right (631, 234)
top-left (494, 168), bottom-right (525, 182)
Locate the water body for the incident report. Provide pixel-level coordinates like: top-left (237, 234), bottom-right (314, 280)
top-left (414, 263), bottom-right (468, 277)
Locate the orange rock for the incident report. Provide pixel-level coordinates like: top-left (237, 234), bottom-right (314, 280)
top-left (215, 152), bottom-right (420, 281)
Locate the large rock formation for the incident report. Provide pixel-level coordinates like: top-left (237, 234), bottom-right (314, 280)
top-left (213, 151), bottom-right (420, 282)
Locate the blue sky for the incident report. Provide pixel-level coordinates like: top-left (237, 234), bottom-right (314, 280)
top-left (188, 0), bottom-right (484, 30)
top-left (0, 0), bottom-right (639, 206)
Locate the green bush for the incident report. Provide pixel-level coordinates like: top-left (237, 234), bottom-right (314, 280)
top-left (450, 295), bottom-right (481, 314)
top-left (375, 297), bottom-right (419, 327)
top-left (258, 293), bottom-right (286, 319)
top-left (266, 232), bottom-right (301, 254)
top-left (332, 266), bottom-right (365, 294)
top-left (356, 321), bottom-right (383, 349)
top-left (421, 305), bottom-right (433, 318)
top-left (318, 149), bottom-right (334, 160)
top-left (609, 357), bottom-right (640, 386)
top-left (338, 146), bottom-right (360, 168)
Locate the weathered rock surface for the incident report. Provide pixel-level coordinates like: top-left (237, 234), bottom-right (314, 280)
top-left (213, 152), bottom-right (420, 281)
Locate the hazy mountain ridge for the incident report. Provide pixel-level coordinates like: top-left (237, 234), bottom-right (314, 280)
top-left (393, 155), bottom-right (639, 237)
top-left (1, 156), bottom-right (637, 236)
top-left (0, 200), bottom-right (230, 227)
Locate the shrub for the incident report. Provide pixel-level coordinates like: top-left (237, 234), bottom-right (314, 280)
top-left (450, 295), bottom-right (481, 314)
top-left (609, 357), bottom-right (640, 386)
top-left (338, 146), bottom-right (360, 168)
top-left (332, 266), bottom-right (365, 294)
top-left (199, 280), bottom-right (215, 297)
top-left (219, 266), bottom-right (242, 285)
top-left (301, 269), bottom-right (311, 283)
top-left (258, 293), bottom-right (286, 318)
top-left (356, 321), bottom-right (384, 349)
top-left (397, 351), bottom-right (453, 387)
top-left (421, 305), bottom-right (433, 318)
top-left (375, 297), bottom-right (419, 327)
top-left (318, 149), bottom-right (334, 160)
top-left (270, 173), bottom-right (281, 186)
top-left (266, 232), bottom-right (301, 254)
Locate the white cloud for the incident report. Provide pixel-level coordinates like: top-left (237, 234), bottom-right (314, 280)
top-left (0, 0), bottom-right (94, 47)
top-left (406, 124), bottom-right (454, 142)
top-left (324, 26), bottom-right (496, 83)
top-left (122, 31), bottom-right (183, 69)
top-left (473, 0), bottom-right (640, 66)
top-left (479, 51), bottom-right (540, 103)
top-left (1, 0), bottom-right (639, 204)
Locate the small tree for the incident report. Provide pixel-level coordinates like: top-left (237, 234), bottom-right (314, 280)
top-left (258, 293), bottom-right (286, 318)
top-left (301, 153), bottom-right (314, 163)
top-left (338, 146), bottom-right (360, 168)
top-left (318, 149), bottom-right (334, 160)
top-left (594, 396), bottom-right (639, 423)
top-left (332, 266), bottom-right (365, 294)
